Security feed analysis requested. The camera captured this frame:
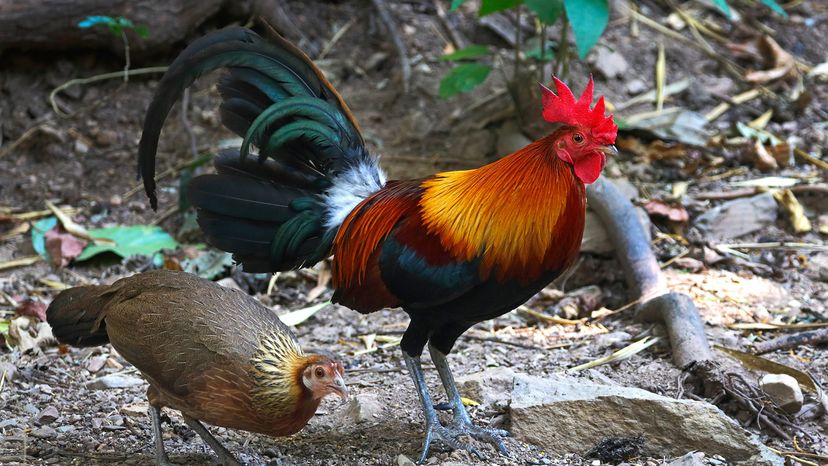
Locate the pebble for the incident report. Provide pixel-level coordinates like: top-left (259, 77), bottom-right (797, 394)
top-left (31, 426), bottom-right (57, 438)
top-left (85, 355), bottom-right (108, 373)
top-left (0, 418), bottom-right (19, 428)
top-left (759, 373), bottom-right (803, 414)
top-left (57, 425), bottom-right (75, 433)
top-left (23, 403), bottom-right (39, 415)
top-left (36, 406), bottom-right (60, 425)
top-left (397, 454), bottom-right (416, 466)
top-left (0, 362), bottom-right (17, 382)
top-left (94, 129), bottom-right (118, 147)
top-left (85, 374), bottom-right (144, 390)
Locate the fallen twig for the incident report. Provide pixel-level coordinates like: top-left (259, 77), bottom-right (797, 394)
top-left (370, 0), bottom-right (411, 93)
top-left (0, 256), bottom-right (41, 271)
top-left (432, 0), bottom-right (467, 50)
top-left (317, 17), bottom-right (357, 60)
top-left (716, 241), bottom-right (828, 252)
top-left (754, 328), bottom-right (828, 355)
top-left (49, 66), bottom-right (168, 117)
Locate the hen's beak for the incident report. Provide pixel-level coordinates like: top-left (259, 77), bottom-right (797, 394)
top-left (329, 373), bottom-right (349, 400)
top-left (601, 145), bottom-right (619, 156)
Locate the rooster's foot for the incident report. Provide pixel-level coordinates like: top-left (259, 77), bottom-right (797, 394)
top-left (418, 420), bottom-right (484, 464)
top-left (448, 418), bottom-right (510, 455)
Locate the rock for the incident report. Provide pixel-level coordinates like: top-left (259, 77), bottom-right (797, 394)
top-left (496, 121), bottom-right (532, 156)
top-left (0, 419), bottom-right (19, 428)
top-left (343, 393), bottom-right (383, 423)
top-left (36, 406), bottom-right (60, 425)
top-left (694, 193), bottom-right (778, 240)
top-left (94, 129), bottom-right (118, 147)
top-left (85, 374), bottom-right (144, 390)
top-left (508, 374), bottom-right (782, 465)
top-left (665, 452), bottom-right (706, 466)
top-left (456, 367), bottom-right (516, 408)
top-left (810, 253), bottom-right (828, 282)
top-left (216, 277), bottom-right (243, 291)
top-left (120, 402), bottom-right (149, 418)
top-left (590, 48), bottom-right (630, 79)
top-left (0, 362), bottom-right (17, 382)
top-left (592, 331), bottom-right (632, 349)
top-left (31, 426), bottom-right (56, 438)
top-left (396, 454), bottom-right (416, 466)
top-left (85, 355), bottom-right (108, 373)
top-left (759, 374), bottom-right (803, 414)
top-left (56, 425), bottom-right (75, 433)
top-left (625, 78), bottom-right (648, 95)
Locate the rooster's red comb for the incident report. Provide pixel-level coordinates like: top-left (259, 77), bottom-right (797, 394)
top-left (540, 76), bottom-right (617, 145)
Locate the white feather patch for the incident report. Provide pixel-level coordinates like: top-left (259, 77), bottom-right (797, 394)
top-left (322, 158), bottom-right (386, 229)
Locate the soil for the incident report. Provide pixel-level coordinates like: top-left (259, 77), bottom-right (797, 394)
top-left (1, 1), bottom-right (827, 465)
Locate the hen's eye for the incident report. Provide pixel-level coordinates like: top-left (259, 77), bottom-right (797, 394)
top-left (315, 367), bottom-right (325, 378)
top-left (573, 133), bottom-right (584, 143)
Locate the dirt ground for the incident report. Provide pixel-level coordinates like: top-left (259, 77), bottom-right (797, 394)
top-left (1, 0), bottom-right (827, 465)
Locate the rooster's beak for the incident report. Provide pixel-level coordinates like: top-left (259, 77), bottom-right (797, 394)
top-left (601, 145), bottom-right (619, 156)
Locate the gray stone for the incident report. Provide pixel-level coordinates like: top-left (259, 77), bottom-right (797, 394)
top-left (456, 367), bottom-right (516, 408)
top-left (590, 48), bottom-right (630, 79)
top-left (396, 454), bottom-right (416, 466)
top-left (36, 406), bottom-right (60, 425)
top-left (85, 374), bottom-right (144, 390)
top-left (694, 193), bottom-right (778, 240)
top-left (625, 79), bottom-right (648, 95)
top-left (759, 374), bottom-right (803, 414)
top-left (0, 362), bottom-right (17, 382)
top-left (506, 374), bottom-right (782, 465)
top-left (810, 253), bottom-right (828, 282)
top-left (31, 426), bottom-right (56, 438)
top-left (665, 452), bottom-right (706, 466)
top-left (495, 121), bottom-right (532, 157)
top-left (343, 393), bottom-right (384, 423)
top-left (57, 425), bottom-right (75, 433)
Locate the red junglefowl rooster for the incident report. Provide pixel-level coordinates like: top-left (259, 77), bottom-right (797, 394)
top-left (47, 270), bottom-right (347, 466)
top-left (138, 27), bottom-right (617, 462)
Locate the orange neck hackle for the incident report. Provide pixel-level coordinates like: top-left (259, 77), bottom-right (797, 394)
top-left (419, 134), bottom-right (586, 283)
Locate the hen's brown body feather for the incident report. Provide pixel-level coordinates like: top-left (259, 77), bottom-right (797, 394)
top-left (47, 270), bottom-right (318, 437)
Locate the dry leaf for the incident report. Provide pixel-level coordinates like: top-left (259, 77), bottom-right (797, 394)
top-left (744, 35), bottom-right (796, 83)
top-left (773, 189), bottom-right (812, 233)
top-left (15, 299), bottom-right (47, 322)
top-left (819, 215), bottom-right (828, 235)
top-left (643, 199), bottom-right (689, 223)
top-left (617, 137), bottom-right (687, 161)
top-left (746, 139), bottom-right (778, 171)
top-left (45, 226), bottom-right (88, 268)
top-left (715, 345), bottom-right (821, 394)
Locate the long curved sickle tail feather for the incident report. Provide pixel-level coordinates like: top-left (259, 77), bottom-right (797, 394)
top-left (137, 26), bottom-right (385, 272)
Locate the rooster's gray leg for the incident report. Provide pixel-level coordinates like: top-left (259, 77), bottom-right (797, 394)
top-left (428, 343), bottom-right (510, 455)
top-left (150, 405), bottom-right (176, 466)
top-left (402, 352), bottom-right (482, 464)
top-left (182, 415), bottom-right (242, 466)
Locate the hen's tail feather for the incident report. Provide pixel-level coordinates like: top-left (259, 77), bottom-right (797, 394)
top-left (46, 286), bottom-right (110, 347)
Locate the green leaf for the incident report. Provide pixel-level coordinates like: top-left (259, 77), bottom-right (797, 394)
top-left (183, 250), bottom-right (234, 280)
top-left (524, 37), bottom-right (556, 61)
top-left (441, 45), bottom-right (491, 61)
top-left (480, 0), bottom-right (522, 16)
top-left (760, 0), bottom-right (787, 17)
top-left (450, 0), bottom-right (469, 10)
top-left (133, 25), bottom-right (150, 38)
top-left (564, 0), bottom-right (609, 59)
top-left (712, 0), bottom-right (733, 19)
top-left (439, 63), bottom-right (492, 99)
top-left (526, 0), bottom-right (563, 24)
top-left (75, 225), bottom-right (178, 261)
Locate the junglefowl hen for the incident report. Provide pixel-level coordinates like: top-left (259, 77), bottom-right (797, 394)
top-left (138, 27), bottom-right (617, 461)
top-left (46, 270), bottom-right (347, 466)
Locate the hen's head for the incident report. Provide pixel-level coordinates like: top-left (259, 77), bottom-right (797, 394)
top-left (302, 354), bottom-right (348, 400)
top-left (540, 77), bottom-right (617, 184)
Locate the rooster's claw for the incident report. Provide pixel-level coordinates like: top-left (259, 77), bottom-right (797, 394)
top-left (418, 421), bottom-right (484, 464)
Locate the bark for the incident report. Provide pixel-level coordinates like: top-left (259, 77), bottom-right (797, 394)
top-left (0, 0), bottom-right (224, 55)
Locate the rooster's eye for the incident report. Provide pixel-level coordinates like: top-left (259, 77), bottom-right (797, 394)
top-left (315, 367), bottom-right (325, 378)
top-left (573, 133), bottom-right (584, 144)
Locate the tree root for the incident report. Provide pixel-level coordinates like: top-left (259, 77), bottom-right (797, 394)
top-left (586, 177), bottom-right (795, 439)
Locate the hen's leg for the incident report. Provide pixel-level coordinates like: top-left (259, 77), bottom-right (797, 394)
top-left (402, 352), bottom-right (482, 463)
top-left (149, 405), bottom-right (175, 466)
top-left (428, 343), bottom-right (510, 455)
top-left (182, 415), bottom-right (242, 466)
